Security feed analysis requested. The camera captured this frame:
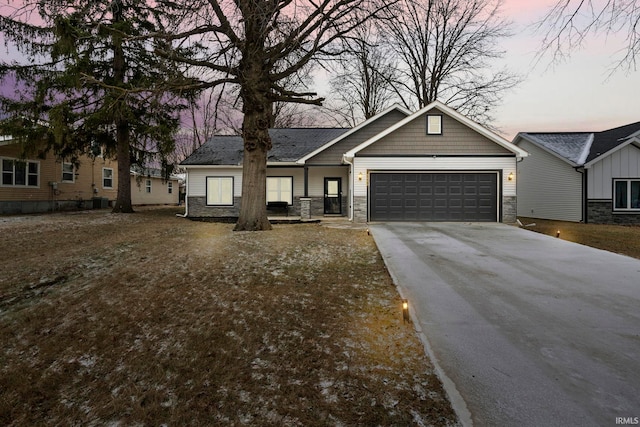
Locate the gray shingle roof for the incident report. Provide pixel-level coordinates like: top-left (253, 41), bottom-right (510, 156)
top-left (520, 132), bottom-right (593, 165)
top-left (521, 121), bottom-right (640, 166)
top-left (181, 128), bottom-right (350, 165)
top-left (587, 121), bottom-right (640, 163)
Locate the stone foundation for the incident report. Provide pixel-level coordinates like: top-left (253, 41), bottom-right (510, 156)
top-left (587, 200), bottom-right (640, 224)
top-left (187, 196), bottom-right (241, 218)
top-left (186, 196), bottom-right (349, 219)
top-left (502, 196), bottom-right (517, 223)
top-left (353, 196), bottom-right (368, 223)
top-left (0, 199), bottom-right (107, 215)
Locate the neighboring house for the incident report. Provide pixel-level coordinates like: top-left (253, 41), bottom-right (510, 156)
top-left (513, 121), bottom-right (640, 224)
top-left (181, 101), bottom-right (528, 223)
top-left (130, 167), bottom-right (181, 206)
top-left (0, 136), bottom-right (118, 214)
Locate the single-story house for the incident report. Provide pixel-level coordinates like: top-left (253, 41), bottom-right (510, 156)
top-left (0, 136), bottom-right (118, 214)
top-left (130, 166), bottom-right (181, 206)
top-left (513, 121), bottom-right (640, 224)
top-left (181, 100), bottom-right (528, 223)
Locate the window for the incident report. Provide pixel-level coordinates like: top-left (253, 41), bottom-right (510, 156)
top-left (613, 179), bottom-right (640, 211)
top-left (168, 181), bottom-right (173, 194)
top-left (62, 162), bottom-right (75, 182)
top-left (427, 114), bottom-right (443, 135)
top-left (145, 179), bottom-right (152, 193)
top-left (266, 176), bottom-right (293, 205)
top-left (206, 177), bottom-right (233, 205)
top-left (103, 168), bottom-right (114, 188)
top-left (1, 157), bottom-right (39, 187)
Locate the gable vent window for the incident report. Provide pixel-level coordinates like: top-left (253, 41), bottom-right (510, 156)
top-left (427, 115), bottom-right (443, 135)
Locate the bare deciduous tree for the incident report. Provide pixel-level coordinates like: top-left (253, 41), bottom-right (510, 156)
top-left (536, 0), bottom-right (639, 71)
top-left (161, 0), bottom-right (391, 231)
top-left (379, 0), bottom-right (519, 124)
top-left (327, 22), bottom-right (398, 126)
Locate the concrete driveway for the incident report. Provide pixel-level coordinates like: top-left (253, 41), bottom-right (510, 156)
top-left (369, 222), bottom-right (640, 427)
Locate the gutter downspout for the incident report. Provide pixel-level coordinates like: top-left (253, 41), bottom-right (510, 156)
top-left (572, 166), bottom-right (587, 223)
top-left (342, 154), bottom-right (354, 221)
top-left (177, 172), bottom-right (189, 218)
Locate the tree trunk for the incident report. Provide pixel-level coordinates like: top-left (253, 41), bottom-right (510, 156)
top-left (234, 106), bottom-right (272, 231)
top-left (112, 121), bottom-right (133, 213)
top-left (110, 0), bottom-right (133, 214)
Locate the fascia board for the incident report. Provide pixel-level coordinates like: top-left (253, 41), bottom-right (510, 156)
top-left (182, 164), bottom-right (242, 169)
top-left (266, 161), bottom-right (300, 166)
top-left (346, 100), bottom-right (529, 158)
top-left (296, 104), bottom-right (412, 164)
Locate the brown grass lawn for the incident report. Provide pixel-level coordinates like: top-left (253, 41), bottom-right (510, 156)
top-left (518, 217), bottom-right (640, 259)
top-left (0, 207), bottom-right (457, 426)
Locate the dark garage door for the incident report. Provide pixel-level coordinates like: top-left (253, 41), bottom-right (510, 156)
top-left (370, 172), bottom-right (498, 222)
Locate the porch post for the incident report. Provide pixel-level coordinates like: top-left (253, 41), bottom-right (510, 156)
top-left (303, 165), bottom-right (309, 197)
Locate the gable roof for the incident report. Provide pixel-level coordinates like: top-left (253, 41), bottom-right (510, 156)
top-left (181, 128), bottom-right (349, 166)
top-left (344, 100), bottom-right (529, 159)
top-left (586, 121), bottom-right (640, 163)
top-left (514, 121), bottom-right (640, 167)
top-left (515, 133), bottom-right (593, 166)
top-left (295, 104), bottom-right (411, 164)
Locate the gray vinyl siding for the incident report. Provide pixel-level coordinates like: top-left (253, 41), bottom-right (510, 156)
top-left (358, 107), bottom-right (512, 156)
top-left (516, 139), bottom-right (583, 222)
top-left (306, 109), bottom-right (407, 164)
top-left (587, 144), bottom-right (640, 199)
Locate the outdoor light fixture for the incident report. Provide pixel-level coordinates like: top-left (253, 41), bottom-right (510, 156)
top-left (508, 172), bottom-right (514, 181)
top-left (402, 299), bottom-right (410, 323)
top-left (556, 230), bottom-right (561, 238)
top-left (358, 171), bottom-right (363, 181)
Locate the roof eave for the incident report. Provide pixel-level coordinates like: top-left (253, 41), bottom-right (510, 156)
top-left (296, 104), bottom-right (411, 164)
top-left (514, 133), bottom-right (581, 167)
top-left (182, 164), bottom-right (242, 169)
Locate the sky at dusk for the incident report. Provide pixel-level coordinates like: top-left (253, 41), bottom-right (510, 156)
top-left (1, 0), bottom-right (637, 140)
top-left (483, 0), bottom-right (639, 139)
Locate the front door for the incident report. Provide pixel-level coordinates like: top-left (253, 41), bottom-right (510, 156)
top-left (324, 178), bottom-right (342, 214)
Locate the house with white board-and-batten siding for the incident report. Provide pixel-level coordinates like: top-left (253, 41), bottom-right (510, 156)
top-left (181, 100), bottom-right (529, 223)
top-left (513, 121), bottom-right (640, 224)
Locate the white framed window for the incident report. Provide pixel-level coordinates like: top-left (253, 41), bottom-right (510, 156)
top-left (613, 179), bottom-right (640, 211)
top-left (62, 162), bottom-right (75, 182)
top-left (145, 179), bottom-right (152, 193)
top-left (1, 157), bottom-right (39, 187)
top-left (427, 114), bottom-right (443, 135)
top-left (103, 168), bottom-right (114, 189)
top-left (167, 181), bottom-right (173, 194)
top-left (266, 176), bottom-right (293, 205)
top-left (206, 176), bottom-right (234, 205)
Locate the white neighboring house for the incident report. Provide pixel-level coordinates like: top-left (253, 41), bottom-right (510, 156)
top-left (513, 121), bottom-right (640, 224)
top-left (181, 101), bottom-right (528, 223)
top-left (130, 167), bottom-right (181, 206)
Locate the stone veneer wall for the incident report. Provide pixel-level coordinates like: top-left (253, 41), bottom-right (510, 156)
top-left (187, 196), bottom-right (349, 219)
top-left (502, 196), bottom-right (517, 224)
top-left (353, 196), bottom-right (368, 223)
top-left (587, 200), bottom-right (640, 224)
top-left (187, 196), bottom-right (241, 217)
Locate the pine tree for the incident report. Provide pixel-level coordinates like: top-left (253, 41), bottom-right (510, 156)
top-left (0, 0), bottom-right (193, 212)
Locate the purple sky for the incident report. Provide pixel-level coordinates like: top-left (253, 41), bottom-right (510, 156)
top-left (2, 0), bottom-right (637, 140)
top-left (488, 0), bottom-right (639, 138)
